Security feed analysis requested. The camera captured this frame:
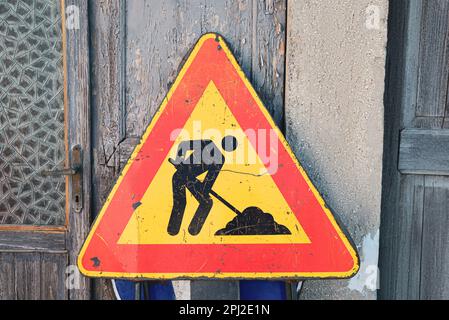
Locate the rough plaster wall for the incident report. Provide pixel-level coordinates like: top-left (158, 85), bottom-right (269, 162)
top-left (286, 0), bottom-right (388, 300)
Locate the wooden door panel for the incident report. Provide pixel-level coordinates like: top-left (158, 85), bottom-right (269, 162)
top-left (0, 0), bottom-right (91, 300)
top-left (0, 252), bottom-right (67, 300)
top-left (40, 253), bottom-right (68, 300)
top-left (416, 0), bottom-right (449, 118)
top-left (380, 0), bottom-right (449, 299)
top-left (420, 176), bottom-right (449, 299)
top-left (14, 253), bottom-right (42, 300)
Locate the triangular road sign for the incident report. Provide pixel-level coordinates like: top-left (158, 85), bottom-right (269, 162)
top-left (78, 33), bottom-right (359, 280)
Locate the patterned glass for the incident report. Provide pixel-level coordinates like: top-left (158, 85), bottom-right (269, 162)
top-left (0, 0), bottom-right (66, 225)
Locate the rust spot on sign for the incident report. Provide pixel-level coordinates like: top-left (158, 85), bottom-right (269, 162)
top-left (91, 257), bottom-right (101, 268)
top-left (132, 202), bottom-right (142, 210)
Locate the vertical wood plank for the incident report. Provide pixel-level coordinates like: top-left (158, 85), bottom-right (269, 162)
top-left (65, 0), bottom-right (92, 300)
top-left (402, 0), bottom-right (422, 128)
top-left (377, 0), bottom-right (448, 300)
top-left (379, 0), bottom-right (410, 300)
top-left (0, 253), bottom-right (15, 300)
top-left (397, 175), bottom-right (424, 299)
top-left (40, 253), bottom-right (68, 300)
top-left (416, 0), bottom-right (449, 117)
top-left (420, 176), bottom-right (449, 299)
top-left (252, 0), bottom-right (286, 127)
top-left (382, 173), bottom-right (424, 300)
top-left (14, 253), bottom-right (41, 300)
top-left (89, 0), bottom-right (124, 301)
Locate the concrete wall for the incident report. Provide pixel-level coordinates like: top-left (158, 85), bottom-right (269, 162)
top-left (285, 0), bottom-right (388, 300)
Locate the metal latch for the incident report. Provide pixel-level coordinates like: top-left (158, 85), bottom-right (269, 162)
top-left (41, 145), bottom-right (83, 213)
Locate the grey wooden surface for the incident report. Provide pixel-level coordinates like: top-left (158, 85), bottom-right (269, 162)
top-left (0, 253), bottom-right (15, 300)
top-left (416, 0), bottom-right (449, 118)
top-left (65, 0), bottom-right (92, 300)
top-left (399, 129), bottom-right (449, 175)
top-left (0, 252), bottom-right (68, 300)
top-left (420, 176), bottom-right (449, 299)
top-left (89, 0), bottom-right (124, 300)
top-left (90, 0), bottom-right (287, 300)
top-left (380, 0), bottom-right (449, 299)
top-left (0, 230), bottom-right (65, 252)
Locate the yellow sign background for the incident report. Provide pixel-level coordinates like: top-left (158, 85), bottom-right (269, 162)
top-left (119, 82), bottom-right (310, 245)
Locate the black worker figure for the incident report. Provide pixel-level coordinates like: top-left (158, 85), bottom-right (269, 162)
top-left (168, 136), bottom-right (238, 236)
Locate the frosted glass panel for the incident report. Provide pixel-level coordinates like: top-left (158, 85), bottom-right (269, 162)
top-left (0, 0), bottom-right (66, 225)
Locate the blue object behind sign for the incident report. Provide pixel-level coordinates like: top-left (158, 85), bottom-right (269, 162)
top-left (239, 281), bottom-right (287, 300)
top-left (113, 280), bottom-right (175, 300)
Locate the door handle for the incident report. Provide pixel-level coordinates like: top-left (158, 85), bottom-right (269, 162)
top-left (40, 145), bottom-right (84, 213)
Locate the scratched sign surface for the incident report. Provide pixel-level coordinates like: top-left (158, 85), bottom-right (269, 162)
top-left (78, 34), bottom-right (359, 280)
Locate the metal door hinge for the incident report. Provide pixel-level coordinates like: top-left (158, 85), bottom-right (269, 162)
top-left (41, 145), bottom-right (83, 213)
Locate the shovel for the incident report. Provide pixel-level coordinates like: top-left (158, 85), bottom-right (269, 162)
top-left (168, 159), bottom-right (291, 236)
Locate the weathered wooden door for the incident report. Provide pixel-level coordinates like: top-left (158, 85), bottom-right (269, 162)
top-left (381, 0), bottom-right (449, 299)
top-left (89, 0), bottom-right (287, 299)
top-left (0, 0), bottom-right (90, 299)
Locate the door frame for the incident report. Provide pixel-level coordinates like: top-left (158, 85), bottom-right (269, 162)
top-left (63, 0), bottom-right (92, 300)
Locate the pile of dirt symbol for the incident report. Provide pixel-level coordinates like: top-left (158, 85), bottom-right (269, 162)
top-left (215, 207), bottom-right (291, 236)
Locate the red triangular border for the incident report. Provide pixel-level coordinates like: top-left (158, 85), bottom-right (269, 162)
top-left (78, 34), bottom-right (359, 279)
